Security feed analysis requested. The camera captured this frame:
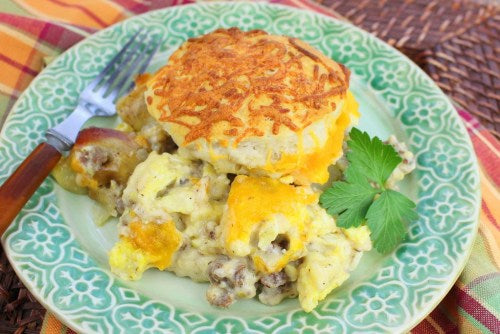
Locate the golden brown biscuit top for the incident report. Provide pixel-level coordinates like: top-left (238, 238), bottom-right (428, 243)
top-left (147, 27), bottom-right (349, 144)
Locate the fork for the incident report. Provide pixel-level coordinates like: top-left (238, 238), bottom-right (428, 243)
top-left (0, 30), bottom-right (161, 233)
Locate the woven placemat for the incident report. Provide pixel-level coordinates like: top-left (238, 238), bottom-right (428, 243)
top-left (0, 247), bottom-right (45, 334)
top-left (316, 0), bottom-right (500, 138)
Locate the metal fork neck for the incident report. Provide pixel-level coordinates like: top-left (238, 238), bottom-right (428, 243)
top-left (46, 103), bottom-right (93, 152)
top-left (45, 129), bottom-right (74, 152)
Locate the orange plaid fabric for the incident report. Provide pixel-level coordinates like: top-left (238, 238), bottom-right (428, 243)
top-left (14, 0), bottom-right (125, 28)
top-left (41, 313), bottom-right (77, 334)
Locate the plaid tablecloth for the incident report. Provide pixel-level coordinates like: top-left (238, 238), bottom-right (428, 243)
top-left (0, 1), bottom-right (498, 333)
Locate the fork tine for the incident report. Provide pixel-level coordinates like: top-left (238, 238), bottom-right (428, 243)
top-left (123, 36), bottom-right (165, 94)
top-left (95, 30), bottom-right (149, 95)
top-left (109, 36), bottom-right (163, 100)
top-left (106, 36), bottom-right (159, 101)
top-left (138, 37), bottom-right (163, 74)
top-left (87, 28), bottom-right (144, 90)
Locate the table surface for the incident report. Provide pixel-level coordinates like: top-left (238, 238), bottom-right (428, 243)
top-left (0, 0), bottom-right (498, 333)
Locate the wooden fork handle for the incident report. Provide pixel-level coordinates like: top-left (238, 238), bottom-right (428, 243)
top-left (0, 142), bottom-right (62, 236)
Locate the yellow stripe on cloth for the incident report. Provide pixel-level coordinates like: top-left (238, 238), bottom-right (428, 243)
top-left (0, 34), bottom-right (37, 92)
top-left (13, 0), bottom-right (126, 29)
top-left (0, 59), bottom-right (31, 92)
top-left (479, 169), bottom-right (500, 268)
top-left (0, 24), bottom-right (56, 93)
top-left (0, 24), bottom-right (55, 56)
top-left (54, 0), bottom-right (126, 25)
top-left (41, 313), bottom-right (64, 334)
top-left (0, 27), bottom-right (42, 72)
top-left (0, 81), bottom-right (22, 98)
top-left (464, 118), bottom-right (500, 158)
top-left (41, 313), bottom-right (78, 334)
top-left (478, 219), bottom-right (500, 269)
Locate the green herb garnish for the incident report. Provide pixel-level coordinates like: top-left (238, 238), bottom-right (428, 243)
top-left (320, 128), bottom-right (417, 253)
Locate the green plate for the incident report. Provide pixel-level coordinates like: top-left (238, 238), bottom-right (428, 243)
top-left (0, 2), bottom-right (480, 333)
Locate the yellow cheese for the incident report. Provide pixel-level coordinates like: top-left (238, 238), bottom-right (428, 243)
top-left (263, 90), bottom-right (359, 184)
top-left (109, 220), bottom-right (182, 280)
top-left (223, 175), bottom-right (317, 273)
top-left (127, 221), bottom-right (181, 269)
top-left (296, 90), bottom-right (358, 184)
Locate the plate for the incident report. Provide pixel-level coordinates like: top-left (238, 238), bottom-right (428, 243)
top-left (0, 2), bottom-right (480, 333)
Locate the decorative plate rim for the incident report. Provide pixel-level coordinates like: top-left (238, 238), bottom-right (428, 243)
top-left (0, 2), bottom-right (481, 333)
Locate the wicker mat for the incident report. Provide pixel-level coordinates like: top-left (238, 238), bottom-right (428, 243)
top-left (0, 249), bottom-right (45, 333)
top-left (0, 0), bottom-right (498, 333)
top-left (316, 0), bottom-right (500, 138)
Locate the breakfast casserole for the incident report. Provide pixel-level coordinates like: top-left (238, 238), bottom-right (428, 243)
top-left (54, 27), bottom-right (415, 312)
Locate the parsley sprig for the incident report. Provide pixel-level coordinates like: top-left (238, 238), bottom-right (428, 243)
top-left (319, 128), bottom-right (417, 253)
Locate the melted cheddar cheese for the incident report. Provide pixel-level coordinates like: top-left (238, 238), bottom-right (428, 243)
top-left (263, 90), bottom-right (359, 184)
top-left (297, 90), bottom-right (359, 184)
top-left (109, 220), bottom-right (182, 280)
top-left (223, 175), bottom-right (317, 273)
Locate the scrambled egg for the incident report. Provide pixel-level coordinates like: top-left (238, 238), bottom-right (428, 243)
top-left (109, 152), bottom-right (229, 281)
top-left (109, 221), bottom-right (181, 280)
top-left (103, 28), bottom-right (377, 312)
top-left (107, 104), bottom-right (373, 311)
top-left (109, 152), bottom-right (372, 311)
top-left (298, 227), bottom-right (371, 311)
top-left (222, 175), bottom-right (318, 272)
top-left (221, 175), bottom-right (371, 311)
